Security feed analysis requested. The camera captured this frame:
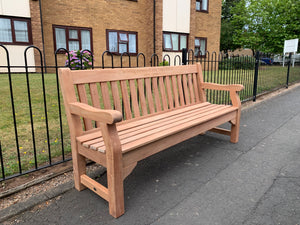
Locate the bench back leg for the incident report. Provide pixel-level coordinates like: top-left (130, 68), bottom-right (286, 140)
top-left (73, 148), bottom-right (87, 191)
top-left (230, 109), bottom-right (241, 143)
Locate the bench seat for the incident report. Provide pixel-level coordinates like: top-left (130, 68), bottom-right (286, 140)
top-left (77, 102), bottom-right (236, 154)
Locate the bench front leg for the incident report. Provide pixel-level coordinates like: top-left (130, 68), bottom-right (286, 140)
top-left (101, 123), bottom-right (125, 218)
top-left (230, 91), bottom-right (242, 143)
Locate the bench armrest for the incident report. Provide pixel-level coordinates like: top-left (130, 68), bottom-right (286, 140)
top-left (202, 82), bottom-right (244, 92)
top-left (69, 102), bottom-right (123, 124)
top-left (202, 82), bottom-right (244, 107)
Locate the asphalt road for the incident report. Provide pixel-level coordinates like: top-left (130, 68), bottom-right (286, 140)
top-left (3, 85), bottom-right (300, 225)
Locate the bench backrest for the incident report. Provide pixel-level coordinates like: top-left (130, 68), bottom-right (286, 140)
top-left (59, 63), bottom-right (206, 131)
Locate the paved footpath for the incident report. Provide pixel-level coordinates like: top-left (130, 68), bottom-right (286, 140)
top-left (3, 85), bottom-right (300, 225)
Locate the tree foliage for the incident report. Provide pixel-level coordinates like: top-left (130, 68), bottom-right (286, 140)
top-left (220, 0), bottom-right (244, 53)
top-left (221, 0), bottom-right (300, 54)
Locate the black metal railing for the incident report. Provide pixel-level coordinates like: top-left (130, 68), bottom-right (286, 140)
top-left (0, 45), bottom-right (299, 181)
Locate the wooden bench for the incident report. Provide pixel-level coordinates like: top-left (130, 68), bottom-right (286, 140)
top-left (58, 63), bottom-right (243, 218)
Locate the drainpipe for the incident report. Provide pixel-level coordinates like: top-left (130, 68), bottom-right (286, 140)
top-left (153, 0), bottom-right (156, 54)
top-left (39, 0), bottom-right (47, 72)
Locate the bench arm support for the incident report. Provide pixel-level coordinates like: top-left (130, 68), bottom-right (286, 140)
top-left (202, 82), bottom-right (244, 107)
top-left (69, 102), bottom-right (123, 124)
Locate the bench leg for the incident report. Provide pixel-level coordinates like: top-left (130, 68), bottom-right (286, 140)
top-left (230, 110), bottom-right (241, 143)
top-left (107, 162), bottom-right (125, 218)
top-left (72, 147), bottom-right (86, 191)
top-left (102, 123), bottom-right (125, 218)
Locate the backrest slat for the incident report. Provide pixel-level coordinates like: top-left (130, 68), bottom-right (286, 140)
top-left (120, 80), bottom-right (132, 120)
top-left (192, 73), bottom-right (200, 102)
top-left (159, 76), bottom-right (168, 110)
top-left (89, 83), bottom-right (101, 127)
top-left (177, 75), bottom-right (185, 106)
top-left (182, 75), bottom-right (190, 105)
top-left (77, 84), bottom-right (93, 130)
top-left (145, 78), bottom-right (155, 114)
top-left (165, 76), bottom-right (174, 109)
top-left (137, 79), bottom-right (148, 116)
top-left (100, 82), bottom-right (112, 109)
top-left (152, 77), bottom-right (162, 112)
top-left (129, 79), bottom-right (140, 118)
top-left (111, 81), bottom-right (122, 113)
top-left (188, 74), bottom-right (195, 104)
top-left (171, 76), bottom-right (180, 107)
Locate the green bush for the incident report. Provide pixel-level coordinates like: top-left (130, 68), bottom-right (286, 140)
top-left (219, 56), bottom-right (255, 70)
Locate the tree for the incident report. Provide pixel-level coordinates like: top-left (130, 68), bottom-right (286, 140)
top-left (220, 0), bottom-right (244, 53)
top-left (230, 0), bottom-right (300, 54)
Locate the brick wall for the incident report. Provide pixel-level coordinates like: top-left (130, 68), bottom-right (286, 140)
top-left (39, 0), bottom-right (221, 69)
top-left (29, 0), bottom-right (43, 70)
top-left (41, 0), bottom-right (154, 68)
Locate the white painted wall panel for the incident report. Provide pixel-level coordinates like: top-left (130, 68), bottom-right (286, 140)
top-left (0, 45), bottom-right (35, 72)
top-left (0, 0), bottom-right (30, 17)
top-left (163, 0), bottom-right (190, 33)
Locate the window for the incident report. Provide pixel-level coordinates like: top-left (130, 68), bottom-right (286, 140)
top-left (196, 0), bottom-right (208, 12)
top-left (163, 32), bottom-right (188, 52)
top-left (53, 25), bottom-right (92, 52)
top-left (195, 37), bottom-right (207, 57)
top-left (0, 16), bottom-right (32, 45)
top-left (106, 30), bottom-right (138, 55)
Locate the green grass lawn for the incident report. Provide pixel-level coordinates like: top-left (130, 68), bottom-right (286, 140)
top-left (0, 64), bottom-right (299, 178)
top-left (0, 73), bottom-right (71, 177)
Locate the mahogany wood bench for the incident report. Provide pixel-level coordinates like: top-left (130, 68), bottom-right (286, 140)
top-left (58, 63), bottom-right (243, 218)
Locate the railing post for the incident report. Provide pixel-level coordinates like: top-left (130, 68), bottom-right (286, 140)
top-left (182, 48), bottom-right (187, 65)
top-left (253, 51), bottom-right (260, 102)
top-left (253, 51), bottom-right (259, 102)
top-left (286, 52), bottom-right (292, 88)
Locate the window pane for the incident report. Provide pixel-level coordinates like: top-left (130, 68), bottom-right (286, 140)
top-left (195, 47), bottom-right (200, 56)
top-left (14, 21), bottom-right (29, 42)
top-left (119, 43), bottom-right (127, 54)
top-left (171, 34), bottom-right (179, 51)
top-left (195, 39), bottom-right (200, 46)
top-left (55, 28), bottom-right (66, 49)
top-left (163, 34), bottom-right (172, 49)
top-left (128, 34), bottom-right (136, 53)
top-left (200, 39), bottom-right (206, 55)
top-left (0, 18), bottom-right (12, 42)
top-left (108, 32), bottom-right (118, 52)
top-left (180, 35), bottom-right (187, 50)
top-left (69, 29), bottom-right (78, 39)
top-left (68, 40), bottom-right (79, 51)
top-left (81, 30), bottom-right (91, 50)
top-left (119, 33), bottom-right (128, 42)
top-left (196, 1), bottom-right (200, 10)
top-left (202, 0), bottom-right (208, 10)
